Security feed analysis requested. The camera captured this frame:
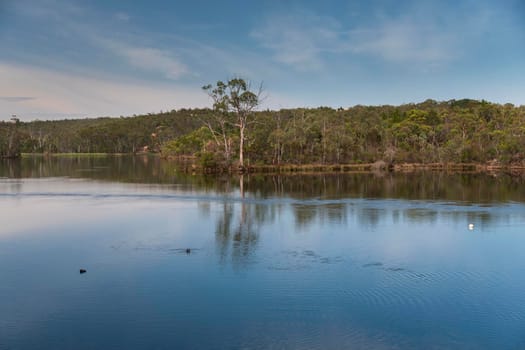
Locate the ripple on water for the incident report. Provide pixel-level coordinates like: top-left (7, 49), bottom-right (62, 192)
top-left (362, 262), bottom-right (384, 268)
top-left (267, 249), bottom-right (345, 271)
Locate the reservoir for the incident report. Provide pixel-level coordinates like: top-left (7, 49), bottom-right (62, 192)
top-left (1, 156), bottom-right (525, 349)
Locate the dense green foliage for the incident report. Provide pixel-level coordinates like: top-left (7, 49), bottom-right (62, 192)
top-left (2, 99), bottom-right (525, 166)
top-left (164, 99), bottom-right (525, 167)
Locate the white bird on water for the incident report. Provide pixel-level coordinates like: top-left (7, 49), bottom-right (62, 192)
top-left (468, 223), bottom-right (474, 230)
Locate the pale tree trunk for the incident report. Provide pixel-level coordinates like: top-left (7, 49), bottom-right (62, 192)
top-left (239, 124), bottom-right (245, 168)
top-left (223, 133), bottom-right (230, 163)
top-left (204, 120), bottom-right (230, 163)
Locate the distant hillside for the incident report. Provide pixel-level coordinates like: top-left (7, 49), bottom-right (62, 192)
top-left (1, 109), bottom-right (208, 155)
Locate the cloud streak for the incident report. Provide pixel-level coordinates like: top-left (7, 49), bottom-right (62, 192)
top-left (0, 96), bottom-right (37, 102)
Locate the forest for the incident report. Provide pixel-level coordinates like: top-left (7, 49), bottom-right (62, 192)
top-left (1, 99), bottom-right (525, 169)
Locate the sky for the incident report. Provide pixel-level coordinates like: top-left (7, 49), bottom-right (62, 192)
top-left (0, 0), bottom-right (524, 120)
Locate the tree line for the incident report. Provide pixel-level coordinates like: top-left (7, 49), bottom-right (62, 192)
top-left (1, 110), bottom-right (203, 156)
top-left (163, 98), bottom-right (525, 167)
top-left (2, 98), bottom-right (525, 167)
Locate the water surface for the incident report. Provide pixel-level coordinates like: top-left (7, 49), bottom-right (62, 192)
top-left (1, 156), bottom-right (525, 349)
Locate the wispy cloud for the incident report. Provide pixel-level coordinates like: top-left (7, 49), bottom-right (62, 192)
top-left (114, 12), bottom-right (130, 22)
top-left (98, 39), bottom-right (190, 80)
top-left (346, 17), bottom-right (458, 64)
top-left (251, 12), bottom-right (341, 70)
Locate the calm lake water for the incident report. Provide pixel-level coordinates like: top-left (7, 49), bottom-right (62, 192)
top-left (2, 156), bottom-right (525, 349)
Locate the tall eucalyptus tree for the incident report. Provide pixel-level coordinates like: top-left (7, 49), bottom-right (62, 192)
top-left (203, 78), bottom-right (262, 168)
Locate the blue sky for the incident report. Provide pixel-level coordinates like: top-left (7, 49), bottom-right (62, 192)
top-left (0, 0), bottom-right (524, 120)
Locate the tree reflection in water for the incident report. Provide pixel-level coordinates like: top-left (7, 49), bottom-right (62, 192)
top-left (3, 156), bottom-right (525, 203)
top-left (215, 175), bottom-right (259, 268)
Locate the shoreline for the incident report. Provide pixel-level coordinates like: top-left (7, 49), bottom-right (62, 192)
top-left (172, 160), bottom-right (525, 175)
top-left (9, 154), bottom-right (525, 175)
